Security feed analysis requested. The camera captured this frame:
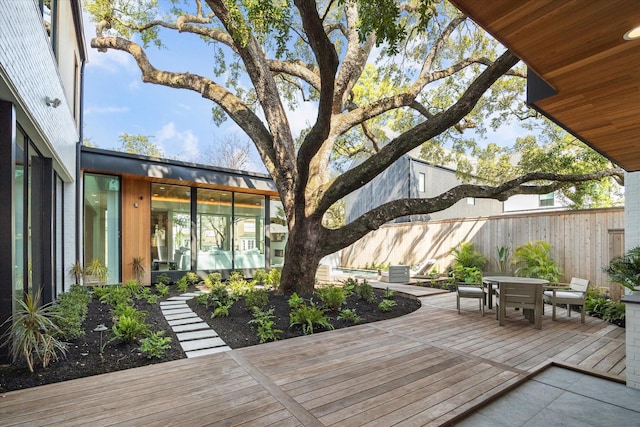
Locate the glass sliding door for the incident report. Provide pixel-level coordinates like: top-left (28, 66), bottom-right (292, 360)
top-left (14, 130), bottom-right (25, 310)
top-left (151, 184), bottom-right (191, 271)
top-left (233, 193), bottom-right (265, 269)
top-left (84, 174), bottom-right (120, 284)
top-left (196, 189), bottom-right (232, 270)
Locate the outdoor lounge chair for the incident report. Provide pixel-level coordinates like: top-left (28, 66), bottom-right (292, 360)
top-left (410, 258), bottom-right (437, 278)
top-left (456, 283), bottom-right (485, 316)
top-left (543, 277), bottom-right (589, 323)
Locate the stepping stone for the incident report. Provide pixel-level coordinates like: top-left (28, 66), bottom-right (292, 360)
top-left (168, 317), bottom-right (206, 326)
top-left (164, 312), bottom-right (200, 321)
top-left (167, 296), bottom-right (194, 301)
top-left (161, 307), bottom-right (192, 315)
top-left (160, 301), bottom-right (187, 307)
top-left (171, 322), bottom-right (211, 333)
top-left (176, 330), bottom-right (218, 341)
top-left (185, 346), bottom-right (231, 358)
top-left (180, 337), bottom-right (226, 352)
top-left (181, 292), bottom-right (203, 297)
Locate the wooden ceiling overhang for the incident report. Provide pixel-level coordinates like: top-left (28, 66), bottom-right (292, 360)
top-left (449, 0), bottom-right (640, 171)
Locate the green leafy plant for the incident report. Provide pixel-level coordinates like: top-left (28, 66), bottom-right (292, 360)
top-left (138, 331), bottom-right (172, 359)
top-left (211, 302), bottom-right (233, 318)
top-left (266, 268), bottom-right (282, 289)
top-left (144, 293), bottom-right (159, 304)
top-left (287, 292), bottom-right (305, 310)
top-left (450, 265), bottom-right (482, 284)
top-left (337, 308), bottom-right (361, 323)
top-left (85, 258), bottom-right (109, 285)
top-left (244, 288), bottom-right (269, 310)
top-left (228, 271), bottom-right (253, 295)
top-left (496, 246), bottom-right (511, 273)
top-left (185, 271), bottom-right (200, 285)
top-left (99, 286), bottom-right (133, 307)
top-left (251, 269), bottom-right (268, 286)
top-left (176, 276), bottom-right (189, 293)
top-left (112, 304), bottom-right (147, 323)
top-left (0, 292), bottom-right (67, 372)
top-left (604, 245), bottom-right (640, 292)
top-left (111, 314), bottom-right (149, 344)
top-left (314, 285), bottom-right (346, 311)
top-left (204, 272), bottom-right (222, 289)
top-left (383, 287), bottom-right (395, 298)
top-left (512, 241), bottom-right (562, 282)
top-left (585, 290), bottom-right (625, 326)
top-left (249, 307), bottom-right (282, 343)
top-left (51, 285), bottom-right (91, 340)
top-left (155, 273), bottom-right (171, 286)
top-left (155, 283), bottom-right (169, 297)
top-left (92, 284), bottom-right (109, 300)
top-left (450, 242), bottom-right (487, 270)
top-left (354, 280), bottom-right (375, 303)
top-left (379, 299), bottom-right (397, 312)
top-left (122, 280), bottom-right (143, 297)
top-left (289, 300), bottom-right (334, 335)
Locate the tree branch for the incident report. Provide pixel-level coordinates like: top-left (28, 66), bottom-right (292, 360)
top-left (323, 169), bottom-right (625, 252)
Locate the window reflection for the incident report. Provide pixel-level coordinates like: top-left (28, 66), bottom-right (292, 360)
top-left (197, 189), bottom-right (232, 270)
top-left (233, 193), bottom-right (265, 269)
top-left (269, 198), bottom-right (287, 268)
top-left (151, 184), bottom-right (191, 271)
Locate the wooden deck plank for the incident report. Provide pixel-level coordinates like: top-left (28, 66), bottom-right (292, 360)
top-left (0, 291), bottom-right (626, 427)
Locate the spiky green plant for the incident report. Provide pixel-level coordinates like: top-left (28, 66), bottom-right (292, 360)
top-left (604, 245), bottom-right (640, 291)
top-left (512, 241), bottom-right (562, 282)
top-left (450, 242), bottom-right (487, 270)
top-left (0, 292), bottom-right (67, 372)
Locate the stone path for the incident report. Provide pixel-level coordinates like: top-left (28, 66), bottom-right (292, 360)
top-left (160, 292), bottom-right (231, 358)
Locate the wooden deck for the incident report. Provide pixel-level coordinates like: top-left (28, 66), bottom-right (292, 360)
top-left (0, 291), bottom-right (626, 426)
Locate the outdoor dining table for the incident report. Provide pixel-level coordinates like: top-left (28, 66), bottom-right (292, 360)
top-left (482, 276), bottom-right (550, 311)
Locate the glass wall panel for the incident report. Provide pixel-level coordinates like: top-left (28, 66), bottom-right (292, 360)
top-left (269, 198), bottom-right (287, 267)
top-left (196, 189), bottom-right (232, 270)
top-left (14, 130), bottom-right (25, 311)
top-left (55, 175), bottom-right (63, 295)
top-left (84, 174), bottom-right (120, 283)
top-left (234, 193), bottom-right (265, 269)
top-left (151, 184), bottom-right (191, 271)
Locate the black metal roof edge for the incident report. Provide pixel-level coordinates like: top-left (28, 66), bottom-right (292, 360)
top-left (81, 145), bottom-right (273, 179)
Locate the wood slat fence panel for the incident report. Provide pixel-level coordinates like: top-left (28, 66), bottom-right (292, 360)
top-left (341, 207), bottom-right (624, 297)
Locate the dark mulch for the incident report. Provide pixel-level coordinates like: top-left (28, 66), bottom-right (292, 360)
top-left (0, 285), bottom-right (420, 393)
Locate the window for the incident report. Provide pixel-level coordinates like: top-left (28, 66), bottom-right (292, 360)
top-left (84, 174), bottom-right (120, 284)
top-left (539, 193), bottom-right (554, 207)
top-left (234, 193), bottom-right (265, 269)
top-left (418, 172), bottom-right (426, 193)
top-left (467, 197), bottom-right (475, 205)
top-left (151, 184), bottom-right (191, 271)
top-left (269, 198), bottom-right (287, 268)
top-left (196, 189), bottom-right (232, 270)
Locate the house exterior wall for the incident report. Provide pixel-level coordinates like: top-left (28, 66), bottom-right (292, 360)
top-left (345, 155), bottom-right (503, 224)
top-left (503, 192), bottom-right (565, 213)
top-left (623, 171), bottom-right (640, 389)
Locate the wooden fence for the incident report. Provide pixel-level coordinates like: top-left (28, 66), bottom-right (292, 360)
top-left (341, 207), bottom-right (626, 299)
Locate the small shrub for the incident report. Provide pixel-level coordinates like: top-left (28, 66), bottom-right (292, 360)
top-left (337, 308), bottom-right (361, 324)
top-left (51, 286), bottom-right (90, 340)
top-left (228, 271), bottom-right (252, 295)
top-left (0, 292), bottom-right (67, 372)
top-left (379, 299), bottom-right (397, 312)
top-left (99, 286), bottom-right (133, 307)
top-left (354, 280), bottom-right (375, 303)
top-left (314, 285), bottom-right (346, 311)
top-left (266, 268), bottom-right (282, 289)
top-left (211, 302), bottom-right (233, 318)
top-left (289, 301), bottom-right (334, 335)
top-left (195, 293), bottom-right (210, 306)
top-left (144, 293), bottom-right (159, 304)
top-left (249, 307), bottom-right (282, 343)
top-left (511, 241), bottom-right (562, 282)
top-left (122, 280), bottom-right (143, 297)
top-left (111, 314), bottom-right (149, 344)
top-left (340, 278), bottom-right (358, 297)
top-left (185, 272), bottom-right (200, 285)
top-left (112, 304), bottom-right (147, 323)
top-left (92, 285), bottom-right (109, 301)
top-left (138, 331), bottom-right (172, 359)
top-left (176, 276), bottom-right (189, 293)
top-left (287, 292), bottom-right (305, 310)
top-left (383, 287), bottom-right (395, 298)
top-left (155, 273), bottom-right (171, 286)
top-left (450, 242), bottom-right (487, 270)
top-left (204, 272), bottom-right (222, 289)
top-left (251, 269), bottom-right (268, 286)
top-left (244, 288), bottom-right (269, 311)
top-left (155, 283), bottom-right (169, 297)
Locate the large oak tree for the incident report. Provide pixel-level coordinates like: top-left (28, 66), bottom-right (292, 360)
top-left (86, 0), bottom-right (622, 294)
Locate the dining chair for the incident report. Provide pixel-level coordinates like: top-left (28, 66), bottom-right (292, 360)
top-left (543, 277), bottom-right (589, 323)
top-left (495, 281), bottom-right (542, 329)
top-left (456, 283), bottom-right (485, 316)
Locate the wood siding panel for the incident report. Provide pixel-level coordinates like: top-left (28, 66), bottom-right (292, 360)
top-left (342, 208), bottom-right (624, 296)
top-left (122, 177), bottom-right (151, 285)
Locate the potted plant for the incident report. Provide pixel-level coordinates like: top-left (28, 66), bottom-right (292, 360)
top-left (604, 245), bottom-right (640, 292)
top-left (68, 260), bottom-right (84, 285)
top-left (85, 258), bottom-right (108, 285)
top-left (131, 256), bottom-right (145, 283)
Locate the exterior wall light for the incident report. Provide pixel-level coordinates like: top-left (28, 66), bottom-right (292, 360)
top-left (45, 96), bottom-right (62, 108)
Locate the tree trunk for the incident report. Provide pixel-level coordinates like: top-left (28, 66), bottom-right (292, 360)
top-left (279, 218), bottom-right (325, 296)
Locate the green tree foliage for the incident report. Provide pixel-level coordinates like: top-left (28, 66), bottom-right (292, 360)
top-left (85, 0), bottom-right (623, 294)
top-left (116, 133), bottom-right (164, 157)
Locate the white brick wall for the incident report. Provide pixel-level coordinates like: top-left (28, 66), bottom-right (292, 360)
top-left (624, 172), bottom-right (640, 388)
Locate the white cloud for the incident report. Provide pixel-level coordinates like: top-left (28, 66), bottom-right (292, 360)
top-left (84, 105), bottom-right (130, 115)
top-left (156, 122), bottom-right (200, 161)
